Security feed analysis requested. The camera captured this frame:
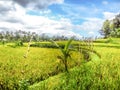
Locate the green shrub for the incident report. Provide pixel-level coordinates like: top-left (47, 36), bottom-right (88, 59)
top-left (30, 42), bottom-right (65, 48)
top-left (15, 41), bottom-right (23, 47)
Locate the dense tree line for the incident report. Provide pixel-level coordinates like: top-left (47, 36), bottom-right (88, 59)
top-left (100, 14), bottom-right (120, 38)
top-left (0, 30), bottom-right (36, 42)
top-left (0, 30), bottom-right (71, 42)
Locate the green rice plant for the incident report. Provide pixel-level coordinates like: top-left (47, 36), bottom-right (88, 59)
top-left (28, 38), bottom-right (120, 90)
top-left (19, 79), bottom-right (30, 90)
top-left (77, 41), bottom-right (101, 62)
top-left (1, 38), bottom-right (119, 90)
top-left (0, 45), bottom-right (81, 90)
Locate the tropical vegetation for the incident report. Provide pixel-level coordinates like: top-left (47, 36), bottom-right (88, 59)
top-left (100, 14), bottom-right (120, 38)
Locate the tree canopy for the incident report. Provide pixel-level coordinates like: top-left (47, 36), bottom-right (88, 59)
top-left (100, 14), bottom-right (120, 38)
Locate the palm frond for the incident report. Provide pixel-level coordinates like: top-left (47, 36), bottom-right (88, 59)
top-left (50, 39), bottom-right (65, 55)
top-left (64, 38), bottom-right (73, 52)
top-left (50, 39), bottom-right (59, 47)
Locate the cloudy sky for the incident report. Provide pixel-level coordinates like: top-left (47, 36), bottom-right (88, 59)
top-left (0, 0), bottom-right (120, 38)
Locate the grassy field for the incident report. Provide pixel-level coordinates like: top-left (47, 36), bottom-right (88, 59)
top-left (0, 42), bottom-right (82, 90)
top-left (0, 38), bottom-right (120, 90)
top-left (29, 38), bottom-right (120, 90)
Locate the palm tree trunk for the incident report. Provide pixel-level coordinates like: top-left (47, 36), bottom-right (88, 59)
top-left (64, 60), bottom-right (69, 72)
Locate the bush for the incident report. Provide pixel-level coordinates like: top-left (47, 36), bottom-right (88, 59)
top-left (30, 42), bottom-right (65, 48)
top-left (7, 41), bottom-right (24, 48)
top-left (15, 41), bottom-right (23, 47)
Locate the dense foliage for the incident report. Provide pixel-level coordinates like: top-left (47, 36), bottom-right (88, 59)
top-left (0, 30), bottom-right (76, 43)
top-left (100, 14), bottom-right (120, 38)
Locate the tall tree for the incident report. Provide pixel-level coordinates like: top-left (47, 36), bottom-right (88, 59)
top-left (111, 14), bottom-right (120, 37)
top-left (100, 20), bottom-right (111, 38)
top-left (113, 14), bottom-right (120, 28)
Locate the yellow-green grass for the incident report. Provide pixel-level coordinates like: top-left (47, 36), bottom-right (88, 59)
top-left (29, 38), bottom-right (120, 90)
top-left (0, 44), bottom-right (82, 89)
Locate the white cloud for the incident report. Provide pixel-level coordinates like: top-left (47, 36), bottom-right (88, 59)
top-left (1, 0), bottom-right (119, 38)
top-left (0, 0), bottom-right (82, 38)
top-left (0, 1), bottom-right (101, 38)
top-left (41, 30), bottom-right (82, 38)
top-left (73, 12), bottom-right (119, 36)
top-left (103, 12), bottom-right (118, 20)
top-left (0, 1), bottom-right (15, 15)
top-left (102, 1), bottom-right (108, 5)
top-left (88, 31), bottom-right (95, 36)
top-left (75, 18), bottom-right (103, 31)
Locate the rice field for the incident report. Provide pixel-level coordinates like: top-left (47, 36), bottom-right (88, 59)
top-left (29, 38), bottom-right (120, 90)
top-left (0, 38), bottom-right (120, 90)
top-left (0, 42), bottom-right (82, 90)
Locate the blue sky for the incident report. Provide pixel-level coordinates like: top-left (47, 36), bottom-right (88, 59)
top-left (0, 0), bottom-right (120, 38)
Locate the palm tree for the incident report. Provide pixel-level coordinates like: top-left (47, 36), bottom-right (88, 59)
top-left (51, 38), bottom-right (101, 73)
top-left (51, 39), bottom-right (74, 72)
